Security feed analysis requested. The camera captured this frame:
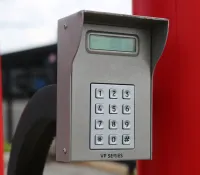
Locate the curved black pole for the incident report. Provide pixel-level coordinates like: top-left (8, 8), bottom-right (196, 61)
top-left (7, 85), bottom-right (57, 175)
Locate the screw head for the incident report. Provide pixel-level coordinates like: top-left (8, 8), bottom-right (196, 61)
top-left (64, 24), bottom-right (68, 29)
top-left (63, 148), bottom-right (67, 154)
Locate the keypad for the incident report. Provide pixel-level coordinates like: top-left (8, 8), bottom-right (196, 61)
top-left (90, 83), bottom-right (135, 150)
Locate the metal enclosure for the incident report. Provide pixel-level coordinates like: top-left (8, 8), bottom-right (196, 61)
top-left (56, 10), bottom-right (169, 162)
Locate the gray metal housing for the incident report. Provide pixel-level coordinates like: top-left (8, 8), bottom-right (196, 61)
top-left (56, 10), bottom-right (169, 162)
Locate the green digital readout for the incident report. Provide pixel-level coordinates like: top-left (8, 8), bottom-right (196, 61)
top-left (88, 33), bottom-right (137, 53)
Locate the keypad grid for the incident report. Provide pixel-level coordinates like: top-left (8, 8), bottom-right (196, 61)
top-left (90, 83), bottom-right (135, 150)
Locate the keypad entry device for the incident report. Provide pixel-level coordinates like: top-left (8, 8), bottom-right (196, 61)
top-left (90, 83), bottom-right (135, 149)
top-left (56, 10), bottom-right (169, 162)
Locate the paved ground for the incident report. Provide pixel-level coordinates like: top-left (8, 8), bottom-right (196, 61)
top-left (4, 163), bottom-right (116, 175)
top-left (4, 153), bottom-right (116, 175)
top-left (43, 162), bottom-right (116, 175)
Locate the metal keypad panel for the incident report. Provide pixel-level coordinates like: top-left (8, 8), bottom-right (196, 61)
top-left (90, 83), bottom-right (135, 150)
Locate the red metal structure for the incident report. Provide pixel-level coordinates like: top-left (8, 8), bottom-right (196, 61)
top-left (0, 56), bottom-right (3, 175)
top-left (133, 0), bottom-right (200, 174)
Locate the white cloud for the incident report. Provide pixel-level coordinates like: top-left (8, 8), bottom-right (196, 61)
top-left (0, 0), bottom-right (132, 54)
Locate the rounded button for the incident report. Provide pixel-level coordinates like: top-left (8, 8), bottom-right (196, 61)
top-left (109, 88), bottom-right (118, 99)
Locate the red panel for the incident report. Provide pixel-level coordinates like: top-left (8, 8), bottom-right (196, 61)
top-left (133, 0), bottom-right (183, 174)
top-left (177, 0), bottom-right (200, 174)
top-left (133, 0), bottom-right (200, 174)
top-left (0, 56), bottom-right (3, 175)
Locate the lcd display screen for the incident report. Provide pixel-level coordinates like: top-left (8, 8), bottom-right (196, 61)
top-left (88, 33), bottom-right (137, 53)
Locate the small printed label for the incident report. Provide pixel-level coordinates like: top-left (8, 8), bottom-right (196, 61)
top-left (100, 153), bottom-right (123, 159)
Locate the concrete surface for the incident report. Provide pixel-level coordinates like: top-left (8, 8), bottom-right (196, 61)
top-left (4, 153), bottom-right (117, 175)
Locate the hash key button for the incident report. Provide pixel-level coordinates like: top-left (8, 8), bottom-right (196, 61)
top-left (122, 135), bottom-right (131, 145)
top-left (95, 135), bottom-right (104, 145)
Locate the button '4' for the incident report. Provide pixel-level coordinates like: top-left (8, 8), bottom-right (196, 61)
top-left (95, 104), bottom-right (104, 114)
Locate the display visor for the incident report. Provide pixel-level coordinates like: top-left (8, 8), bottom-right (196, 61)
top-left (88, 33), bottom-right (137, 53)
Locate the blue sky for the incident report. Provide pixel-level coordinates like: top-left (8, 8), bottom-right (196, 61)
top-left (0, 0), bottom-right (132, 54)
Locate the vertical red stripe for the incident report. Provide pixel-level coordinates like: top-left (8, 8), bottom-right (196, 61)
top-left (133, 0), bottom-right (200, 174)
top-left (0, 56), bottom-right (3, 175)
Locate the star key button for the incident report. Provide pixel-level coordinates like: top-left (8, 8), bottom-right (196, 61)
top-left (95, 135), bottom-right (104, 145)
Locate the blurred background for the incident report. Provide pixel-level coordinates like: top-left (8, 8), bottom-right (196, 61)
top-left (0, 0), bottom-right (137, 175)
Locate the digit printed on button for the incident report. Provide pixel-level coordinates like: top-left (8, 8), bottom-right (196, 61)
top-left (122, 134), bottom-right (131, 145)
top-left (122, 104), bottom-right (131, 114)
top-left (109, 120), bottom-right (118, 129)
top-left (95, 104), bottom-right (104, 114)
top-left (122, 89), bottom-right (131, 99)
top-left (109, 104), bottom-right (118, 114)
top-left (95, 120), bottom-right (104, 129)
top-left (95, 88), bottom-right (104, 99)
top-left (109, 88), bottom-right (118, 99)
top-left (109, 135), bottom-right (117, 145)
top-left (122, 120), bottom-right (131, 130)
top-left (95, 135), bottom-right (104, 145)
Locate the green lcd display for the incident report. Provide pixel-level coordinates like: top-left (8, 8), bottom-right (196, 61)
top-left (88, 33), bottom-right (137, 53)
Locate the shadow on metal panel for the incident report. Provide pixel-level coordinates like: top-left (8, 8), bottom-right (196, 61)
top-left (7, 85), bottom-right (57, 175)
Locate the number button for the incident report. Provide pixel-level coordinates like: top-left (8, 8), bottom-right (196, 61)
top-left (122, 135), bottom-right (131, 145)
top-left (109, 104), bottom-right (118, 114)
top-left (95, 104), bottom-right (104, 114)
top-left (95, 88), bottom-right (104, 99)
top-left (122, 105), bottom-right (131, 114)
top-left (122, 120), bottom-right (131, 130)
top-left (95, 135), bottom-right (104, 145)
top-left (122, 89), bottom-right (131, 99)
top-left (109, 89), bottom-right (118, 99)
top-left (95, 120), bottom-right (104, 129)
top-left (109, 135), bottom-right (117, 145)
top-left (109, 120), bottom-right (118, 129)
